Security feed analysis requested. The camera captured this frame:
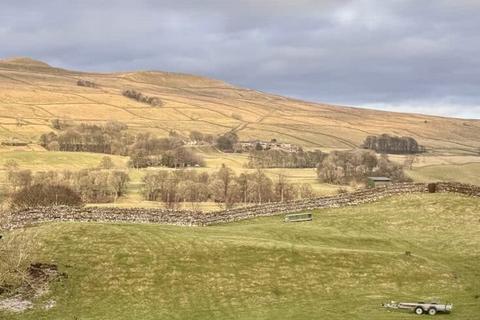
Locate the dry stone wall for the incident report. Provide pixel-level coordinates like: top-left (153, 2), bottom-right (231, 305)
top-left (6, 182), bottom-right (480, 229)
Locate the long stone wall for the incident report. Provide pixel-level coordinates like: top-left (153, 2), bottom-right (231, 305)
top-left (5, 182), bottom-right (480, 229)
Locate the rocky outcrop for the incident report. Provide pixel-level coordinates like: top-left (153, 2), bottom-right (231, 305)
top-left (6, 182), bottom-right (480, 229)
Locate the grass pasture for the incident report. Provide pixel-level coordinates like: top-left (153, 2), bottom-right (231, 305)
top-left (1, 193), bottom-right (479, 320)
top-left (0, 151), bottom-right (129, 171)
top-left (407, 162), bottom-right (480, 186)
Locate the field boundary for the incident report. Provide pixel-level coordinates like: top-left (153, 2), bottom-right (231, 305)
top-left (6, 182), bottom-right (480, 229)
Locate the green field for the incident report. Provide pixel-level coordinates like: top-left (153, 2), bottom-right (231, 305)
top-left (2, 193), bottom-right (479, 319)
top-left (407, 163), bottom-right (480, 186)
top-left (0, 151), bottom-right (129, 171)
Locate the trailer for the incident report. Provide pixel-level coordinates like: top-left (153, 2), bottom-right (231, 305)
top-left (382, 301), bottom-right (453, 315)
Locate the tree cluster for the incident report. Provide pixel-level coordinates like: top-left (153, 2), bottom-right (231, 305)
top-left (122, 89), bottom-right (161, 107)
top-left (40, 121), bottom-right (131, 154)
top-left (216, 132), bottom-right (239, 152)
top-left (248, 149), bottom-right (327, 168)
top-left (129, 147), bottom-right (204, 169)
top-left (143, 165), bottom-right (316, 209)
top-left (77, 79), bottom-right (97, 88)
top-left (362, 134), bottom-right (425, 154)
top-left (127, 132), bottom-right (204, 168)
top-left (4, 160), bottom-right (129, 205)
top-left (317, 150), bottom-right (410, 185)
top-left (189, 130), bottom-right (215, 144)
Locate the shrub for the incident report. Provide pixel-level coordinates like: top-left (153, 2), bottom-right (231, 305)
top-left (10, 184), bottom-right (83, 209)
top-left (0, 210), bottom-right (36, 294)
top-left (0, 229), bottom-right (36, 294)
top-left (336, 187), bottom-right (349, 194)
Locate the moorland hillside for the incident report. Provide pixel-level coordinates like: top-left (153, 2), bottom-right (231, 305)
top-left (1, 57), bottom-right (479, 154)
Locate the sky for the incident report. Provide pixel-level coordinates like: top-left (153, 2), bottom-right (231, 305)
top-left (1, 0), bottom-right (479, 119)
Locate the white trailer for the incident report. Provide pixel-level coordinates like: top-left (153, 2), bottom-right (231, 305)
top-left (383, 301), bottom-right (453, 315)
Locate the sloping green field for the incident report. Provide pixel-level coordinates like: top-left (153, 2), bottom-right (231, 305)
top-left (2, 193), bottom-right (479, 320)
top-left (407, 162), bottom-right (480, 186)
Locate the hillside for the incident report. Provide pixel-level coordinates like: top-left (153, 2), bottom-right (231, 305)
top-left (1, 57), bottom-right (480, 154)
top-left (2, 193), bottom-right (480, 319)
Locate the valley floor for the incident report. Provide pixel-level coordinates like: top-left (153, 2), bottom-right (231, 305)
top-left (1, 193), bottom-right (479, 319)
top-left (1, 149), bottom-right (480, 211)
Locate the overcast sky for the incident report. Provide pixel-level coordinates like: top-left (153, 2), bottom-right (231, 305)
top-left (1, 0), bottom-right (479, 119)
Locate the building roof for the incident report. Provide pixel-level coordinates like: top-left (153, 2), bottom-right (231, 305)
top-left (368, 177), bottom-right (392, 181)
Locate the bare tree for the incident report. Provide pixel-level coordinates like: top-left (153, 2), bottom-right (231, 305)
top-left (274, 173), bottom-right (288, 202)
top-left (212, 164), bottom-right (235, 207)
top-left (98, 156), bottom-right (115, 170)
top-left (236, 173), bottom-right (250, 206)
top-left (298, 183), bottom-right (315, 199)
top-left (403, 154), bottom-right (417, 170)
top-left (251, 169), bottom-right (273, 204)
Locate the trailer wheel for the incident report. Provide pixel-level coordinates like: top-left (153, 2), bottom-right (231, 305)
top-left (415, 307), bottom-right (424, 315)
top-left (428, 308), bottom-right (437, 315)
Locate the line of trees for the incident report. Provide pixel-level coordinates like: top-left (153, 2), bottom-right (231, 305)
top-left (143, 164), bottom-right (316, 209)
top-left (189, 130), bottom-right (216, 144)
top-left (316, 150), bottom-right (410, 185)
top-left (248, 149), bottom-right (327, 168)
top-left (77, 79), bottom-right (97, 88)
top-left (122, 89), bottom-right (161, 106)
top-left (362, 134), bottom-right (425, 154)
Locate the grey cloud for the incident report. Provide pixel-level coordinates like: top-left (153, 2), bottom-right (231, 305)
top-left (0, 0), bottom-right (479, 118)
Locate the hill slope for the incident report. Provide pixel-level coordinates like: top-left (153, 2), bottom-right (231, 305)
top-left (1, 57), bottom-right (479, 154)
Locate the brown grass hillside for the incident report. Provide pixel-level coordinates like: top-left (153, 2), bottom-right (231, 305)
top-left (1, 57), bottom-right (479, 154)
